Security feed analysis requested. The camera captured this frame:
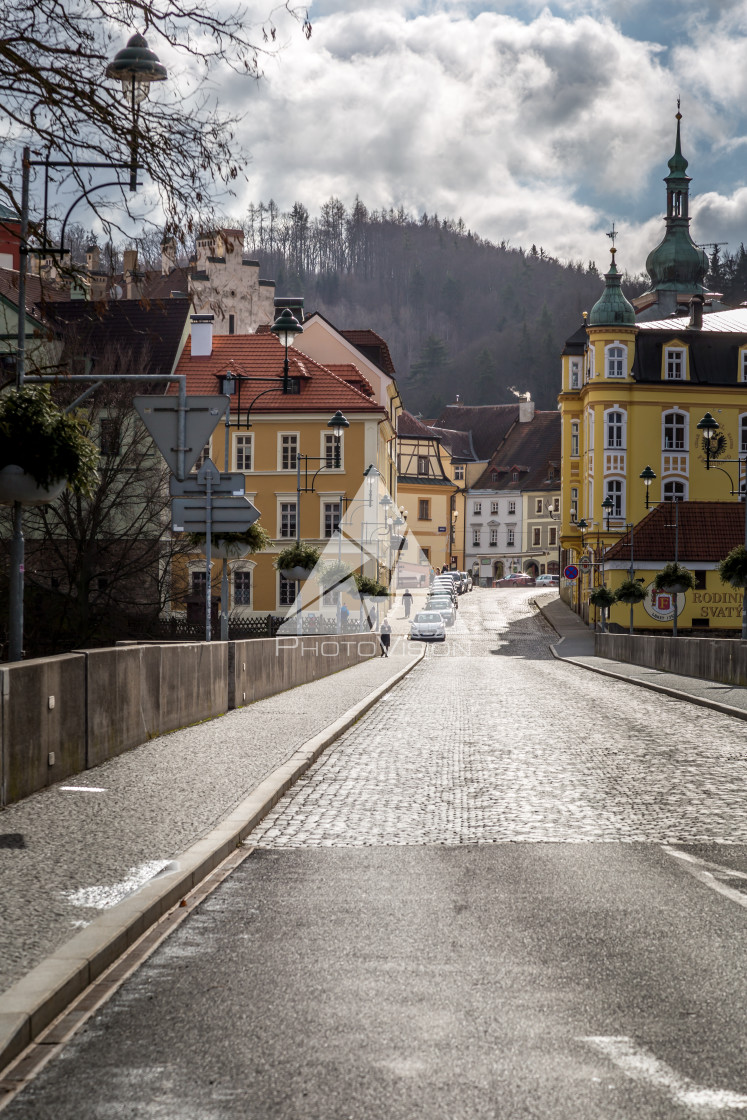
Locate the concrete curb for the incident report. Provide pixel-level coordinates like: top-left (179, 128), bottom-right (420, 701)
top-left (535, 600), bottom-right (747, 725)
top-left (0, 647), bottom-right (424, 1072)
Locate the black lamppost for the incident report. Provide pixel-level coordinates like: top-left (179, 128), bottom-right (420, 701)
top-left (271, 308), bottom-right (303, 394)
top-left (697, 411), bottom-right (747, 641)
top-left (601, 495), bottom-right (638, 635)
top-left (640, 464), bottom-right (683, 637)
top-left (7, 33), bottom-right (167, 664)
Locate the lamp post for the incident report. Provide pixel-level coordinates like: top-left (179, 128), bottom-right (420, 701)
top-left (7, 33), bottom-right (167, 664)
top-left (601, 495), bottom-right (637, 635)
top-left (697, 411), bottom-right (747, 641)
top-left (271, 308), bottom-right (303, 395)
top-left (640, 465), bottom-right (683, 637)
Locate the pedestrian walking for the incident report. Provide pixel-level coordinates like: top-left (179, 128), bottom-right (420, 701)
top-left (402, 589), bottom-right (413, 618)
top-left (340, 603), bottom-right (350, 630)
top-left (379, 619), bottom-right (392, 657)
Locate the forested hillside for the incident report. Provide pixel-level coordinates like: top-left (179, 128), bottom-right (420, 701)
top-left (235, 199), bottom-right (634, 415)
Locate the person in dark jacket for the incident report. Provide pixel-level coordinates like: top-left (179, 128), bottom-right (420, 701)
top-left (402, 589), bottom-right (413, 617)
top-left (380, 619), bottom-right (392, 656)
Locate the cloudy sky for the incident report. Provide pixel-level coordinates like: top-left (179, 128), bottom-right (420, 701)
top-left (176, 0), bottom-right (747, 273)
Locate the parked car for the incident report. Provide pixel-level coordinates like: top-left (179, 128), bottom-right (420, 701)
top-left (535, 573), bottom-right (559, 586)
top-left (431, 580), bottom-right (459, 605)
top-left (496, 573), bottom-right (536, 587)
top-left (425, 596), bottom-right (456, 626)
top-left (410, 610), bottom-right (446, 642)
top-left (459, 571), bottom-right (473, 591)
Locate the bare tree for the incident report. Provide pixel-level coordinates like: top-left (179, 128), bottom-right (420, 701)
top-left (0, 0), bottom-right (311, 248)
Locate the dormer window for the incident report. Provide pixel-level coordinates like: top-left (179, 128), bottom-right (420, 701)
top-left (512, 471), bottom-right (518, 481)
top-left (490, 470), bottom-right (498, 482)
top-left (665, 347), bottom-right (686, 380)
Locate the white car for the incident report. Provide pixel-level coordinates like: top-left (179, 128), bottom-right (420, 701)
top-left (425, 596), bottom-right (456, 626)
top-left (535, 574), bottom-right (559, 586)
top-left (410, 610), bottom-right (446, 642)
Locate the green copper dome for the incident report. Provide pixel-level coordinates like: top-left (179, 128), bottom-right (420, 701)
top-left (643, 111), bottom-right (708, 298)
top-left (588, 249), bottom-right (635, 327)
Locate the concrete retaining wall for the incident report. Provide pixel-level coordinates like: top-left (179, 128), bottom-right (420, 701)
top-left (1, 637), bottom-right (375, 807)
top-left (595, 633), bottom-right (747, 688)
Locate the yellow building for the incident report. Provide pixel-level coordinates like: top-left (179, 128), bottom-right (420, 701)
top-left (396, 411), bottom-right (458, 573)
top-left (559, 115), bottom-right (747, 630)
top-left (170, 316), bottom-right (393, 617)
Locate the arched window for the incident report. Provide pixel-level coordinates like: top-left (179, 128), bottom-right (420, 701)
top-left (604, 478), bottom-right (625, 519)
top-left (663, 480), bottom-right (687, 502)
top-left (605, 344), bottom-right (626, 378)
top-left (663, 410), bottom-right (687, 450)
top-left (605, 410), bottom-right (625, 449)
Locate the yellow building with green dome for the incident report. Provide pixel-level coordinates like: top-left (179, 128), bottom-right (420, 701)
top-left (559, 113), bottom-right (747, 631)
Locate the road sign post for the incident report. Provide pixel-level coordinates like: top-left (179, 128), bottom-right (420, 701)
top-left (134, 396), bottom-right (227, 480)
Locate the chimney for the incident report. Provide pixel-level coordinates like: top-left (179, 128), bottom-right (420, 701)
top-left (519, 395), bottom-right (535, 423)
top-left (689, 295), bottom-right (704, 330)
top-left (190, 313), bottom-right (214, 357)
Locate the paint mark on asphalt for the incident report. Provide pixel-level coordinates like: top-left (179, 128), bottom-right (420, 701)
top-left (662, 846), bottom-right (747, 911)
top-left (582, 1036), bottom-right (747, 1110)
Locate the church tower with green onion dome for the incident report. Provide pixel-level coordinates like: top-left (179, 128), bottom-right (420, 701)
top-left (634, 109), bottom-right (710, 320)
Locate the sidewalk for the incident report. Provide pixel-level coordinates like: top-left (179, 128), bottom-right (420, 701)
top-left (0, 638), bottom-right (423, 1068)
top-left (536, 592), bottom-right (747, 722)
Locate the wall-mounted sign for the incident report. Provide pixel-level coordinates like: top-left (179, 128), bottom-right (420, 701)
top-left (438, 526), bottom-right (447, 533)
top-left (642, 583), bottom-right (686, 622)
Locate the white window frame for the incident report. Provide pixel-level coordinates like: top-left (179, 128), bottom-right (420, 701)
top-left (454, 464), bottom-right (465, 480)
top-left (605, 343), bottom-right (626, 378)
top-left (490, 501), bottom-right (499, 514)
top-left (508, 500), bottom-right (516, 515)
top-left (662, 409), bottom-right (688, 451)
top-left (322, 500), bottom-right (341, 539)
top-left (473, 501), bottom-right (482, 515)
top-left (321, 430), bottom-right (344, 470)
top-left (191, 441), bottom-right (211, 473)
top-left (233, 432), bottom-right (253, 472)
top-left (570, 487), bottom-right (578, 522)
top-left (741, 351), bottom-right (747, 383)
top-left (604, 408), bottom-right (626, 450)
top-left (570, 360), bottom-right (580, 389)
top-left (278, 499), bottom-right (297, 539)
top-left (604, 478), bottom-right (625, 519)
top-left (278, 572), bottom-right (297, 607)
top-left (417, 454), bottom-right (429, 476)
top-left (232, 561), bottom-right (256, 610)
top-left (278, 432), bottom-right (299, 471)
top-left (489, 527), bottom-right (498, 545)
top-left (662, 480), bottom-right (687, 502)
top-left (570, 420), bottom-right (579, 458)
top-left (472, 529), bottom-right (480, 547)
top-left (664, 347), bottom-right (686, 380)
top-left (740, 413), bottom-right (747, 454)
top-left (507, 528), bottom-right (515, 545)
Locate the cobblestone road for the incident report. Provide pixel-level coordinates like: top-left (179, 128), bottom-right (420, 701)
top-left (252, 588), bottom-right (747, 847)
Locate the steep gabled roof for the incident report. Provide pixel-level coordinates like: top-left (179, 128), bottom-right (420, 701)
top-left (170, 333), bottom-right (386, 415)
top-left (434, 403), bottom-right (520, 459)
top-left (604, 501), bottom-right (746, 563)
top-left (398, 410), bottom-right (439, 438)
top-left (339, 328), bottom-right (396, 377)
top-left (326, 363), bottom-right (375, 398)
top-left (474, 412), bottom-right (561, 491)
top-left (430, 426), bottom-right (477, 461)
top-left (45, 298), bottom-right (191, 380)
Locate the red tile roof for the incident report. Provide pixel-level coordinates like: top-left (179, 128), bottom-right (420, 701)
top-left (171, 333), bottom-right (386, 416)
top-left (474, 412), bottom-right (561, 491)
top-left (0, 268), bottom-right (71, 320)
top-left (325, 363), bottom-right (375, 398)
top-left (605, 502), bottom-right (746, 563)
top-left (338, 328), bottom-right (397, 377)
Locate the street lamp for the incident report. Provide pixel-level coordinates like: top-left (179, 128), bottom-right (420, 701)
top-left (640, 464), bottom-right (656, 508)
top-left (697, 411), bottom-right (747, 640)
top-left (639, 466), bottom-right (685, 637)
top-left (271, 308), bottom-right (303, 394)
top-left (7, 32), bottom-right (167, 664)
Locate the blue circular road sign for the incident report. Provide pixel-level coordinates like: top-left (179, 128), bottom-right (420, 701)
top-left (564, 564), bottom-right (579, 581)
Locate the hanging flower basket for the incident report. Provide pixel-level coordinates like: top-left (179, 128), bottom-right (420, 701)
top-left (0, 385), bottom-right (98, 500)
top-left (654, 562), bottom-right (696, 594)
top-left (614, 578), bottom-right (647, 605)
top-left (274, 543), bottom-right (321, 581)
top-left (188, 524), bottom-right (272, 561)
top-left (0, 465), bottom-right (67, 506)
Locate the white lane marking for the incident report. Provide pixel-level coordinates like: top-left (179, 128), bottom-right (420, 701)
top-left (59, 786), bottom-right (107, 792)
top-left (662, 846), bottom-right (747, 911)
top-left (582, 1036), bottom-right (747, 1110)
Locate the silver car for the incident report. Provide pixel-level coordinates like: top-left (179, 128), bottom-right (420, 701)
top-left (425, 596), bottom-right (456, 627)
top-left (410, 610), bottom-right (446, 642)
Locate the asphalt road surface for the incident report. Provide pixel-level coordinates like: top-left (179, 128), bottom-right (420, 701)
top-left (5, 589), bottom-right (747, 1120)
